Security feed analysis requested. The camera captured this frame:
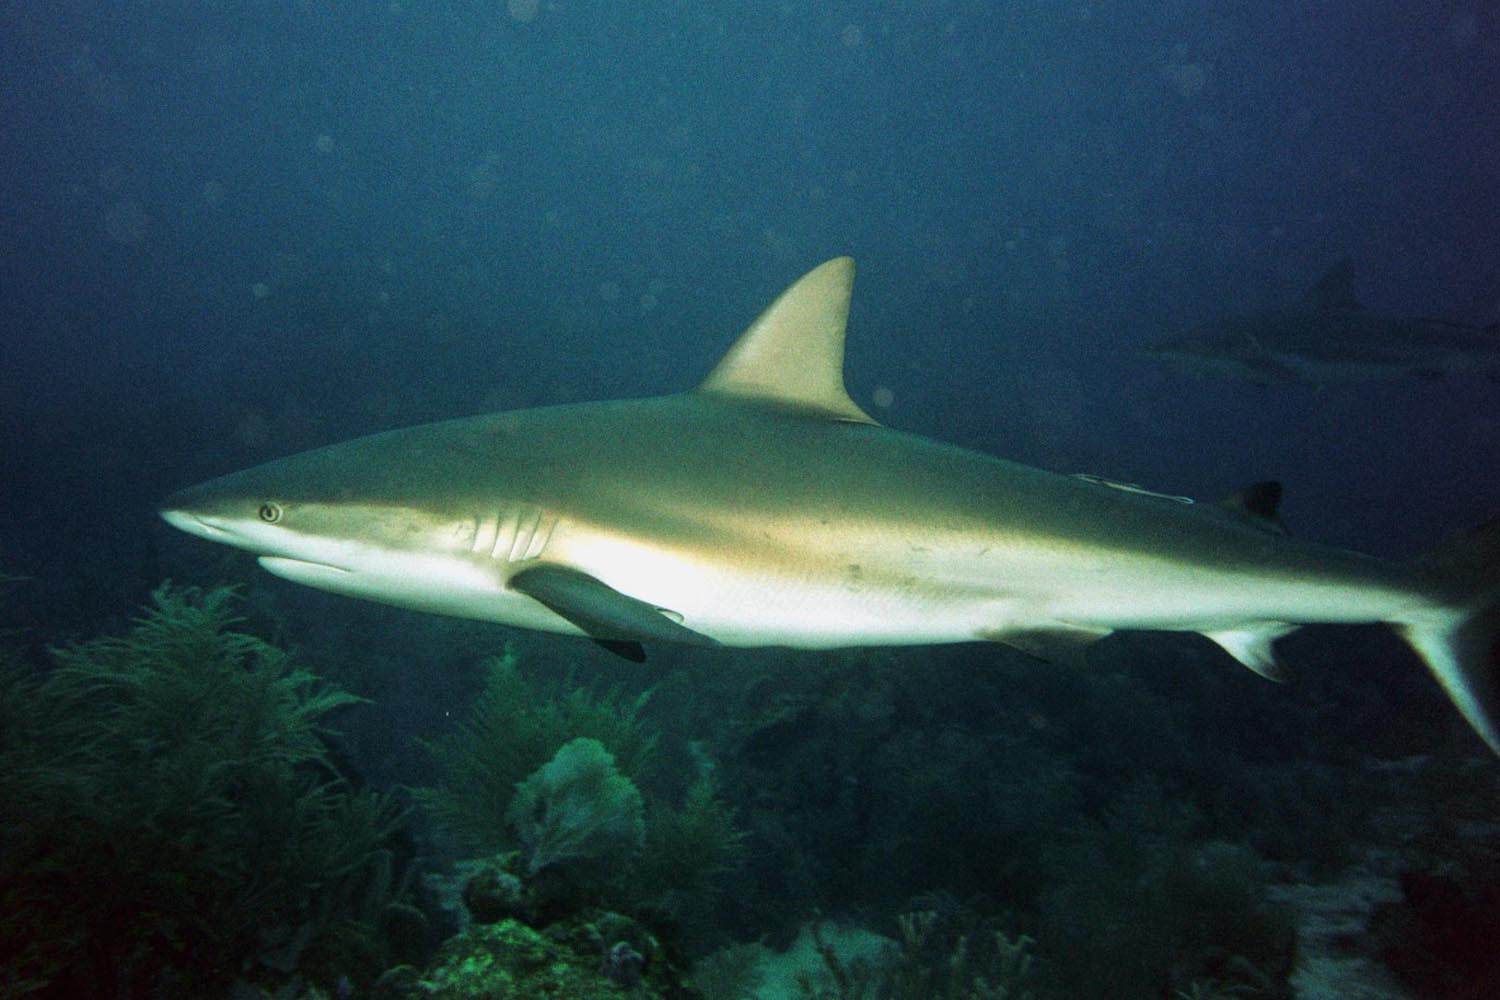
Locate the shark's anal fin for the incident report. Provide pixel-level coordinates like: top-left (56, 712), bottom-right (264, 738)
top-left (510, 564), bottom-right (718, 657)
top-left (981, 625), bottom-right (1111, 667)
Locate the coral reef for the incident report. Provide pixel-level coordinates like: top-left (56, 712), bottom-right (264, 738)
top-left (1372, 839), bottom-right (1500, 999)
top-left (408, 913), bottom-right (673, 1000)
top-left (0, 585), bottom-right (1370, 999)
top-left (690, 941), bottom-right (767, 1000)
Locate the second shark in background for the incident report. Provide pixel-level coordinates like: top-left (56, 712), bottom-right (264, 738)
top-left (1144, 259), bottom-right (1500, 385)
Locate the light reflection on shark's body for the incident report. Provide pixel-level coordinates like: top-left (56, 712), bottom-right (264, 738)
top-left (160, 258), bottom-right (1500, 755)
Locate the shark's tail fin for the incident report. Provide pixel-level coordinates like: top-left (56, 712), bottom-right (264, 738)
top-left (1394, 517), bottom-right (1500, 755)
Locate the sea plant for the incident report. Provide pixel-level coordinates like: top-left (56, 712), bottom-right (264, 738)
top-left (800, 909), bottom-right (1038, 1000)
top-left (636, 772), bottom-right (749, 913)
top-left (506, 736), bottom-right (645, 876)
top-left (0, 584), bottom-right (405, 999)
top-left (1037, 778), bottom-right (1293, 1000)
top-left (414, 648), bottom-right (657, 856)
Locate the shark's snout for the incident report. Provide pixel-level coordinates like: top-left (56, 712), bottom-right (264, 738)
top-left (158, 476), bottom-right (247, 541)
top-left (159, 480), bottom-right (205, 515)
top-left (158, 505), bottom-right (229, 541)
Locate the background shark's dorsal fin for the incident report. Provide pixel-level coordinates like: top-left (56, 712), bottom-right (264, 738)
top-left (1216, 480), bottom-right (1288, 534)
top-left (1300, 257), bottom-right (1361, 311)
top-left (699, 256), bottom-right (878, 424)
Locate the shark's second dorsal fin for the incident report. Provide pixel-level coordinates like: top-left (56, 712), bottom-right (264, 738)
top-left (699, 257), bottom-right (878, 424)
top-left (1300, 258), bottom-right (1362, 311)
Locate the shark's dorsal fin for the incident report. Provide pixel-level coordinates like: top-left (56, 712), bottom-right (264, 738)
top-left (1300, 258), bottom-right (1361, 311)
top-left (699, 257), bottom-right (878, 424)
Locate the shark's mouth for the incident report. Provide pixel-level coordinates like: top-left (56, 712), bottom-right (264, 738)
top-left (257, 556), bottom-right (354, 582)
top-left (158, 509), bottom-right (232, 540)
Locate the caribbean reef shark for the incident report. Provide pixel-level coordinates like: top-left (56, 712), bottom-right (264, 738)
top-left (160, 258), bottom-right (1500, 754)
top-left (1143, 258), bottom-right (1500, 385)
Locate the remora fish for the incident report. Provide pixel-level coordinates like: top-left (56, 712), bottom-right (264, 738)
top-left (161, 258), bottom-right (1500, 753)
top-left (1142, 258), bottom-right (1500, 384)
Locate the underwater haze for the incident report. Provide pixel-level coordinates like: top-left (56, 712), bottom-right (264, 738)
top-left (3, 3), bottom-right (1500, 999)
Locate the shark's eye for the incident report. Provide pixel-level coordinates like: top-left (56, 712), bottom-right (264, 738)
top-left (258, 502), bottom-right (283, 524)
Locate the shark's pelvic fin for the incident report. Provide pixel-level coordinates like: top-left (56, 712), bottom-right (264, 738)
top-left (510, 564), bottom-right (718, 660)
top-left (1300, 257), bottom-right (1362, 311)
top-left (699, 256), bottom-right (879, 424)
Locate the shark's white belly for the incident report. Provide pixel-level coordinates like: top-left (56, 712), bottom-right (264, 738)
top-left (547, 525), bottom-right (1422, 649)
top-left (255, 509), bottom-right (1426, 651)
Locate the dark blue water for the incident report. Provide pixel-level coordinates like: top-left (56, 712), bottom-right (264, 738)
top-left (3, 4), bottom-right (1498, 998)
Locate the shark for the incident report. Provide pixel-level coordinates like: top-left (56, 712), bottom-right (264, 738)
top-left (160, 257), bottom-right (1500, 754)
top-left (1142, 258), bottom-right (1500, 385)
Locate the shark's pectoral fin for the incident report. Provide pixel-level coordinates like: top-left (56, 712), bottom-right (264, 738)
top-left (1202, 624), bottom-right (1296, 682)
top-left (510, 564), bottom-right (718, 657)
top-left (594, 639), bottom-right (648, 663)
top-left (981, 625), bottom-right (1111, 667)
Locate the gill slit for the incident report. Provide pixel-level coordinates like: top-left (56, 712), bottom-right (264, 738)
top-left (477, 506), bottom-right (557, 565)
top-left (470, 511), bottom-right (499, 557)
top-left (492, 508), bottom-right (519, 561)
